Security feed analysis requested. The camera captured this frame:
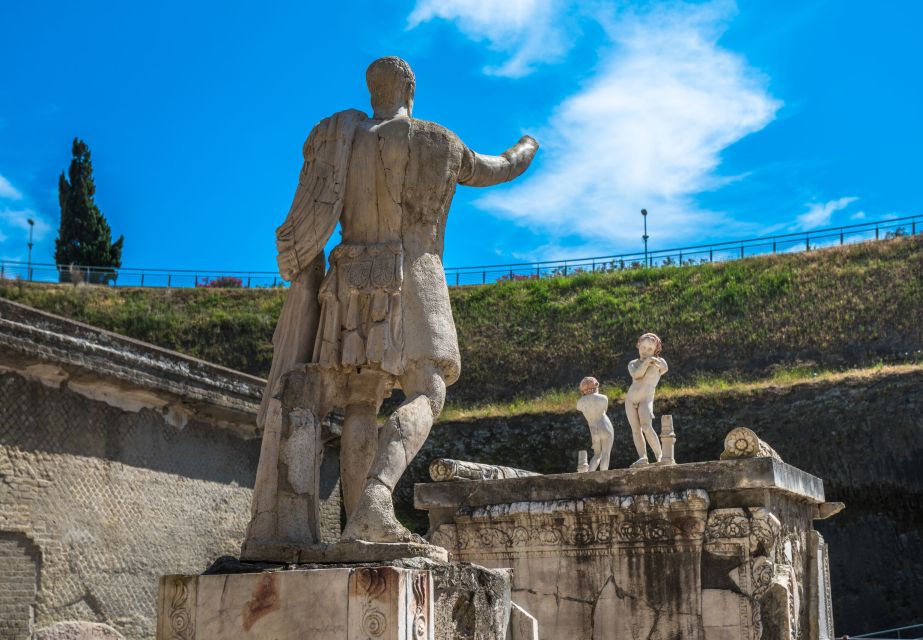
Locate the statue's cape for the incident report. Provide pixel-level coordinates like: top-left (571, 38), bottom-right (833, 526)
top-left (257, 109), bottom-right (366, 428)
top-left (275, 108), bottom-right (366, 281)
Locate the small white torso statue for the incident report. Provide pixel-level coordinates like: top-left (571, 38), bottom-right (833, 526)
top-left (576, 377), bottom-right (614, 472)
top-left (625, 333), bottom-right (668, 467)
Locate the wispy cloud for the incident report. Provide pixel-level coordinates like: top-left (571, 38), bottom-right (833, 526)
top-left (0, 174), bottom-right (54, 261)
top-left (407, 0), bottom-right (571, 77)
top-left (796, 196), bottom-right (858, 230)
top-left (452, 1), bottom-right (782, 253)
top-left (0, 174), bottom-right (23, 200)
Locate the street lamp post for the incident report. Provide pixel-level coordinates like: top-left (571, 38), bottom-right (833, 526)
top-left (27, 218), bottom-right (34, 281)
top-left (641, 209), bottom-right (649, 267)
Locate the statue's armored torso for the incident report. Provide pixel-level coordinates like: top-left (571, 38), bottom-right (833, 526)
top-left (313, 116), bottom-right (466, 386)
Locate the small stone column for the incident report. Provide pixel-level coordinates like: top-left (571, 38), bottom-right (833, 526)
top-left (659, 415), bottom-right (676, 465)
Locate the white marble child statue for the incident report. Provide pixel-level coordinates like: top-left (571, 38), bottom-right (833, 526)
top-left (625, 333), bottom-right (668, 467)
top-left (576, 377), bottom-right (614, 471)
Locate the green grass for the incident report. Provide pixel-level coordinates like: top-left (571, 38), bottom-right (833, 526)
top-left (2, 235), bottom-right (921, 402)
top-left (438, 360), bottom-right (922, 421)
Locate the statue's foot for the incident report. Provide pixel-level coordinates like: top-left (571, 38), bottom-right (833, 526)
top-left (630, 457), bottom-right (650, 468)
top-left (341, 480), bottom-right (422, 544)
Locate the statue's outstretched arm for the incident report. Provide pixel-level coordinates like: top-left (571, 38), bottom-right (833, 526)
top-left (460, 135), bottom-right (539, 187)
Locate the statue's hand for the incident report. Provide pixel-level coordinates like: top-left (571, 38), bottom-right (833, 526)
top-left (519, 135), bottom-right (539, 150)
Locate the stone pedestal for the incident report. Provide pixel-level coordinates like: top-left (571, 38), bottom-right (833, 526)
top-left (416, 458), bottom-right (839, 640)
top-left (156, 559), bottom-right (522, 640)
top-left (156, 565), bottom-right (433, 640)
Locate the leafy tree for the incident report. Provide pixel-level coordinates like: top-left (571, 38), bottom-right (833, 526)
top-left (55, 138), bottom-right (123, 282)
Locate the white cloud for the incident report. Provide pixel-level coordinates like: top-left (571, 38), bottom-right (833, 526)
top-left (0, 174), bottom-right (23, 200)
top-left (407, 0), bottom-right (571, 77)
top-left (796, 196), bottom-right (858, 230)
top-left (0, 208), bottom-right (53, 242)
top-left (471, 2), bottom-right (781, 250)
top-left (850, 211), bottom-right (866, 221)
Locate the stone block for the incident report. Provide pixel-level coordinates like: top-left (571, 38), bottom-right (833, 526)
top-left (156, 566), bottom-right (433, 640)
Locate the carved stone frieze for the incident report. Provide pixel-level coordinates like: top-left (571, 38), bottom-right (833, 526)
top-left (443, 490), bottom-right (709, 557)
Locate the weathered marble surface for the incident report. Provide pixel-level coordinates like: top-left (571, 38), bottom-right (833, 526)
top-left (157, 566), bottom-right (433, 640)
top-left (157, 560), bottom-right (522, 640)
top-left (418, 457), bottom-right (838, 640)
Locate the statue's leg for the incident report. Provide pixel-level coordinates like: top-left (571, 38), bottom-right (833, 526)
top-left (639, 399), bottom-right (662, 461)
top-left (341, 363), bottom-right (446, 543)
top-left (588, 428), bottom-right (602, 471)
top-left (340, 372), bottom-right (387, 519)
top-left (626, 401), bottom-right (647, 460)
top-left (341, 401), bottom-right (380, 518)
top-left (599, 426), bottom-right (613, 471)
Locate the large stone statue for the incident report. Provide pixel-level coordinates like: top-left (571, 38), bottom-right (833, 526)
top-left (243, 56), bottom-right (538, 558)
top-left (625, 332), bottom-right (668, 467)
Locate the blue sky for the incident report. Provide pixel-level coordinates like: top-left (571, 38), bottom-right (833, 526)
top-left (1, 0), bottom-right (920, 272)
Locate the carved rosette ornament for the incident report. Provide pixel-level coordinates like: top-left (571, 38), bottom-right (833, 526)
top-left (720, 427), bottom-right (783, 461)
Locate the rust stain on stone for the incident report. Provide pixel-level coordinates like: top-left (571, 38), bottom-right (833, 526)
top-left (242, 573), bottom-right (279, 632)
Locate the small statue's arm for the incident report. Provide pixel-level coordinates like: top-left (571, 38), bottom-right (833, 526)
top-left (460, 135), bottom-right (539, 187)
top-left (629, 358), bottom-right (655, 380)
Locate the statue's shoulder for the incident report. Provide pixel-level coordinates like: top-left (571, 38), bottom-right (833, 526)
top-left (309, 109), bottom-right (369, 136)
top-left (303, 109), bottom-right (369, 159)
top-left (409, 118), bottom-right (462, 142)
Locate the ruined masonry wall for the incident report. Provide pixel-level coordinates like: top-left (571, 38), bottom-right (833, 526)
top-left (0, 373), bottom-right (260, 640)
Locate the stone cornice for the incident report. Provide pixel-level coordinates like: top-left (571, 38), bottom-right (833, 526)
top-left (0, 297), bottom-right (264, 437)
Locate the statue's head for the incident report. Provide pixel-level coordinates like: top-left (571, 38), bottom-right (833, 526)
top-left (637, 333), bottom-right (662, 357)
top-left (579, 376), bottom-right (599, 396)
top-left (366, 56), bottom-right (416, 118)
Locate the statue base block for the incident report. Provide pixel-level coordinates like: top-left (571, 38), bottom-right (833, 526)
top-left (156, 558), bottom-right (525, 640)
top-left (239, 539), bottom-right (448, 564)
top-left (157, 564), bottom-right (433, 640)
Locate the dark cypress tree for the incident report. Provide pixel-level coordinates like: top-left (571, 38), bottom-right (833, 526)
top-left (55, 138), bottom-right (124, 283)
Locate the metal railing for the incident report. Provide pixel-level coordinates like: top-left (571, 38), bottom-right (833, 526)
top-left (851, 622), bottom-right (923, 638)
top-left (443, 214), bottom-right (922, 286)
top-left (0, 214), bottom-right (919, 288)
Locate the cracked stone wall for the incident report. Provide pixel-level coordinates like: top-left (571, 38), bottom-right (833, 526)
top-left (0, 372), bottom-right (260, 640)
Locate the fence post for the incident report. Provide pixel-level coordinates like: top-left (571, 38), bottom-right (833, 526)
top-left (805, 236), bottom-right (810, 251)
top-left (564, 262), bottom-right (568, 275)
top-left (482, 271), bottom-right (485, 285)
top-left (740, 245), bottom-right (744, 259)
top-left (773, 241), bottom-right (776, 253)
top-left (914, 220), bottom-right (917, 235)
top-left (840, 230), bottom-right (844, 245)
top-left (536, 264), bottom-right (540, 278)
top-left (455, 272), bottom-right (459, 287)
top-left (679, 251), bottom-right (682, 265)
top-left (592, 259), bottom-right (595, 272)
top-left (709, 248), bottom-right (713, 262)
top-left (141, 273), bottom-right (145, 287)
top-left (875, 225), bottom-right (879, 240)
top-left (167, 274), bottom-right (171, 288)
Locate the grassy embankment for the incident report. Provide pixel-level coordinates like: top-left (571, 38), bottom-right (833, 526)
top-left (2, 234), bottom-right (920, 410)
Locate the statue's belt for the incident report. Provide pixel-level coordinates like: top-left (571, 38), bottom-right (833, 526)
top-left (329, 242), bottom-right (403, 294)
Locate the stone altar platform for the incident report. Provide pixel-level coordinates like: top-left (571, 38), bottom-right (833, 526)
top-left (416, 458), bottom-right (839, 640)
